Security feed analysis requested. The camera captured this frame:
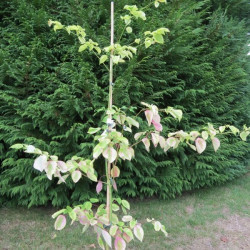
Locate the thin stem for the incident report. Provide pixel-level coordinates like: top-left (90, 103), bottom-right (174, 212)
top-left (105, 3), bottom-right (114, 250)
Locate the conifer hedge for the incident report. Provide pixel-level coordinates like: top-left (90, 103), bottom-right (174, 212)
top-left (0, 0), bottom-right (249, 207)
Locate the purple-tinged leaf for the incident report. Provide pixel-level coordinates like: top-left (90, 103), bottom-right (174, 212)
top-left (57, 161), bottom-right (68, 173)
top-left (123, 228), bottom-right (134, 241)
top-left (212, 137), bottom-right (220, 152)
top-left (103, 147), bottom-right (117, 163)
top-left (145, 110), bottom-right (153, 126)
top-left (79, 214), bottom-right (89, 225)
top-left (96, 181), bottom-right (103, 194)
top-left (33, 155), bottom-right (47, 172)
top-left (115, 236), bottom-right (126, 250)
top-left (101, 230), bottom-right (112, 248)
top-left (151, 133), bottom-right (159, 147)
top-left (195, 138), bottom-right (206, 154)
top-left (122, 215), bottom-right (133, 222)
top-left (111, 166), bottom-right (120, 178)
top-left (153, 113), bottom-right (161, 123)
top-left (71, 170), bottom-right (82, 183)
top-left (134, 224), bottom-right (144, 242)
top-left (190, 131), bottom-right (200, 140)
top-left (113, 179), bottom-right (118, 191)
top-left (159, 136), bottom-right (165, 149)
top-left (54, 215), bottom-right (66, 230)
top-left (128, 147), bottom-right (134, 160)
top-left (152, 113), bottom-right (162, 131)
top-left (142, 138), bottom-right (150, 152)
top-left (152, 120), bottom-right (163, 132)
top-left (123, 232), bottom-right (132, 243)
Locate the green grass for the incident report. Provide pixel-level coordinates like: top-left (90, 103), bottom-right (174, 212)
top-left (1, 173), bottom-right (249, 249)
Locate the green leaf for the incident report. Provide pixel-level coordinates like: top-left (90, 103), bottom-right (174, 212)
top-left (240, 131), bottom-right (249, 141)
top-left (121, 200), bottom-right (130, 210)
top-left (83, 201), bottom-right (92, 210)
top-left (126, 27), bottom-right (132, 33)
top-left (98, 236), bottom-right (105, 250)
top-left (219, 126), bottom-right (226, 133)
top-left (99, 55), bottom-right (108, 64)
top-left (71, 170), bottom-right (82, 183)
top-left (69, 210), bottom-right (77, 221)
top-left (129, 219), bottom-right (137, 229)
top-left (109, 225), bottom-right (118, 236)
top-left (88, 127), bottom-right (101, 134)
top-left (112, 203), bottom-right (120, 212)
top-left (82, 224), bottom-right (89, 234)
top-left (154, 221), bottom-right (161, 231)
top-left (112, 55), bottom-right (120, 64)
top-left (90, 198), bottom-right (99, 203)
top-left (135, 38), bottom-right (141, 44)
top-left (145, 40), bottom-right (152, 48)
top-left (52, 209), bottom-right (66, 219)
top-left (126, 117), bottom-right (139, 128)
top-left (229, 125), bottom-right (240, 135)
top-left (78, 44), bottom-right (88, 52)
top-left (153, 33), bottom-right (164, 44)
top-left (87, 169), bottom-right (98, 182)
top-left (201, 131), bottom-right (208, 140)
top-left (93, 144), bottom-right (103, 159)
top-left (133, 224), bottom-right (144, 242)
top-left (10, 144), bottom-right (24, 149)
top-left (154, 1), bottom-right (159, 8)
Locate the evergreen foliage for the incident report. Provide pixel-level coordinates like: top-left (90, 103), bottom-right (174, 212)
top-left (0, 0), bottom-right (249, 207)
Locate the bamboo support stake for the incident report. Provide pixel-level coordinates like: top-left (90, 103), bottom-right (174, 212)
top-left (106, 0), bottom-right (114, 231)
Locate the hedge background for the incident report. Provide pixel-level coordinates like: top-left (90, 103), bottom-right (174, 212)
top-left (0, 0), bottom-right (249, 207)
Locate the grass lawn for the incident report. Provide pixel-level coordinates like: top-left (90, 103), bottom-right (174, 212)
top-left (1, 173), bottom-right (249, 250)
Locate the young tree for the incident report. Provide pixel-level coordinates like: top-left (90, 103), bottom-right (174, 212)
top-left (11, 1), bottom-right (249, 249)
